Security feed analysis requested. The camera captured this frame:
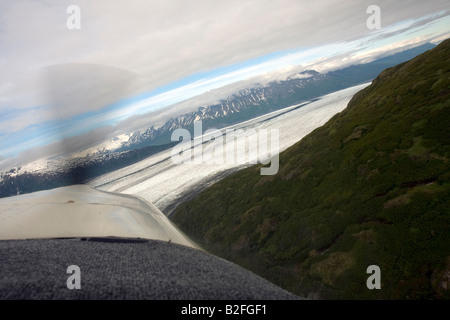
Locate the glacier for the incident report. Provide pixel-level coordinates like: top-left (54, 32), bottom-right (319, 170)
top-left (87, 83), bottom-right (370, 214)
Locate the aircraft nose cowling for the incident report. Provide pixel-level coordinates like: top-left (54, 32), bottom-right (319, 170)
top-left (0, 185), bottom-right (198, 249)
top-left (0, 185), bottom-right (301, 300)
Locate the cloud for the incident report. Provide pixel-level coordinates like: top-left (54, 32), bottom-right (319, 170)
top-left (2, 1), bottom-right (449, 106)
top-left (1, 0), bottom-right (450, 166)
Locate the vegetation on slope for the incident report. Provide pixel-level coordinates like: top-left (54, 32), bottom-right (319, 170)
top-left (172, 39), bottom-right (450, 299)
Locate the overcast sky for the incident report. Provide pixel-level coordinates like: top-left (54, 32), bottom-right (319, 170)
top-left (0, 0), bottom-right (449, 169)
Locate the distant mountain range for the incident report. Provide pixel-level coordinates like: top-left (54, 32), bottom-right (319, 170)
top-left (172, 39), bottom-right (450, 299)
top-left (117, 43), bottom-right (436, 150)
top-left (0, 43), bottom-right (437, 198)
top-left (0, 143), bottom-right (177, 198)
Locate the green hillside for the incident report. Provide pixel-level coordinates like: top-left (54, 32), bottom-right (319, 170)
top-left (172, 39), bottom-right (450, 299)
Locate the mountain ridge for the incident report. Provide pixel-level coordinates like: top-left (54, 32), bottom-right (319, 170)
top-left (118, 43), bottom-right (436, 150)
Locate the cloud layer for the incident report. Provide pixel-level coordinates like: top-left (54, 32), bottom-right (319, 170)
top-left (0, 0), bottom-right (449, 168)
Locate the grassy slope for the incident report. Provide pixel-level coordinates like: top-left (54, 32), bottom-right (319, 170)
top-left (172, 39), bottom-right (450, 299)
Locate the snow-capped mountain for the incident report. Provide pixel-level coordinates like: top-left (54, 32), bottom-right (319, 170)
top-left (117, 42), bottom-right (436, 151)
top-left (69, 134), bottom-right (132, 158)
top-left (118, 70), bottom-right (327, 150)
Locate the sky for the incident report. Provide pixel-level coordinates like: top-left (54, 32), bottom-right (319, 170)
top-left (0, 0), bottom-right (449, 169)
